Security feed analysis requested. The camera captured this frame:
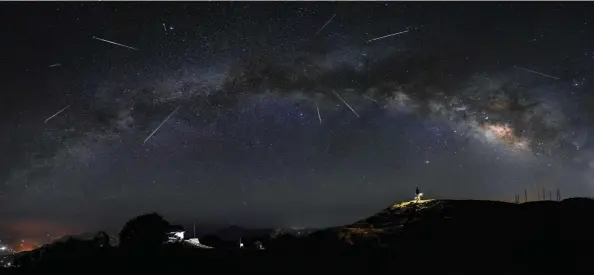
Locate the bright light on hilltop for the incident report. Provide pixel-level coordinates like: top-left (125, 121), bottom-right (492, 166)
top-left (392, 198), bottom-right (434, 209)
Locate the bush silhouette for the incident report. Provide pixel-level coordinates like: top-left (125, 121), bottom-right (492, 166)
top-left (94, 231), bottom-right (111, 248)
top-left (200, 234), bottom-right (229, 248)
top-left (119, 213), bottom-right (172, 250)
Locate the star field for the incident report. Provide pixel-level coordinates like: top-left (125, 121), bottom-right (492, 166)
top-left (2, 2), bottom-right (594, 248)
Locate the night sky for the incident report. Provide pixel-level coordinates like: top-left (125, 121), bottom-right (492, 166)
top-left (2, 2), bottom-right (594, 249)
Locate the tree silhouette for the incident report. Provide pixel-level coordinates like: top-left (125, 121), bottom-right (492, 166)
top-left (118, 213), bottom-right (172, 250)
top-left (93, 231), bottom-right (111, 248)
top-left (269, 228), bottom-right (285, 240)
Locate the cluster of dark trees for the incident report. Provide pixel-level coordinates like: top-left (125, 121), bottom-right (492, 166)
top-left (4, 213), bottom-right (179, 270)
top-left (4, 212), bottom-right (306, 272)
top-left (118, 213), bottom-right (175, 250)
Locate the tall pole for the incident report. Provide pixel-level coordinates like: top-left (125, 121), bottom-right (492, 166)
top-left (193, 222), bottom-right (196, 238)
top-left (525, 189), bottom-right (528, 203)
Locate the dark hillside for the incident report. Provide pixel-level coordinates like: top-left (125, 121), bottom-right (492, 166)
top-left (4, 198), bottom-right (594, 274)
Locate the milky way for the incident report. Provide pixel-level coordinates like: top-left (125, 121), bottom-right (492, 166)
top-left (1, 2), bottom-right (594, 248)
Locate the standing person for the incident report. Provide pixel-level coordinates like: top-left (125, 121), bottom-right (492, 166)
top-left (415, 187), bottom-right (422, 202)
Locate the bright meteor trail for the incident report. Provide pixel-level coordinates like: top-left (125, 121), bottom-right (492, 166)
top-left (143, 105), bottom-right (181, 144)
top-left (366, 30), bottom-right (410, 43)
top-left (332, 91), bottom-right (360, 118)
top-left (315, 102), bottom-right (322, 124)
top-left (44, 105), bottom-right (70, 124)
top-left (92, 36), bottom-right (139, 51)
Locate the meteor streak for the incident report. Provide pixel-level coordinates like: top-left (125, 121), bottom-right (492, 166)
top-left (333, 91), bottom-right (359, 118)
top-left (92, 36), bottom-right (139, 51)
top-left (44, 105), bottom-right (70, 124)
top-left (366, 30), bottom-right (409, 43)
top-left (143, 105), bottom-right (181, 144)
top-left (363, 95), bottom-right (379, 103)
top-left (315, 102), bottom-right (322, 124)
top-left (513, 66), bottom-right (559, 80)
top-left (315, 13), bottom-right (337, 36)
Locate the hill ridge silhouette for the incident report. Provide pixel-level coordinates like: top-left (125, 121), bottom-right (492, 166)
top-left (4, 197), bottom-right (594, 274)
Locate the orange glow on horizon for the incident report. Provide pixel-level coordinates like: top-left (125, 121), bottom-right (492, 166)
top-left (5, 219), bottom-right (82, 251)
top-left (16, 240), bottom-right (38, 253)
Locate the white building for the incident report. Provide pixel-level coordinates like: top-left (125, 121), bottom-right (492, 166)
top-left (165, 226), bottom-right (186, 243)
top-left (164, 225), bottom-right (213, 249)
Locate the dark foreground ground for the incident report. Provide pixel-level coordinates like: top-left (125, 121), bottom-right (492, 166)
top-left (4, 198), bottom-right (594, 274)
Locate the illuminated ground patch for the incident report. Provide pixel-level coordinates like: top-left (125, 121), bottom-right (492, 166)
top-left (391, 199), bottom-right (435, 209)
